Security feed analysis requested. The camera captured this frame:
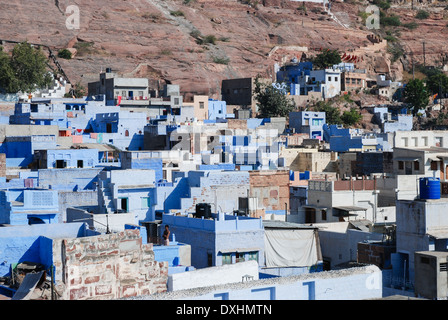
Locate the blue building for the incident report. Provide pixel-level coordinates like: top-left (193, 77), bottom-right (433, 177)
top-left (161, 212), bottom-right (265, 269)
top-left (207, 99), bottom-right (227, 120)
top-left (34, 148), bottom-right (99, 169)
top-left (97, 169), bottom-right (158, 223)
top-left (0, 223), bottom-right (97, 281)
top-left (0, 188), bottom-right (60, 225)
top-left (323, 124), bottom-right (383, 152)
top-left (289, 111), bottom-right (326, 140)
top-left (276, 61), bottom-right (313, 85)
top-left (120, 151), bottom-right (164, 183)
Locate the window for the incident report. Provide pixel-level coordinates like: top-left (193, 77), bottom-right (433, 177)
top-left (440, 262), bottom-right (448, 272)
top-left (402, 137), bottom-right (408, 147)
top-left (141, 197), bottom-right (150, 209)
top-left (199, 102), bottom-right (205, 109)
top-left (431, 161), bottom-right (438, 171)
top-left (120, 198), bottom-right (128, 212)
top-left (398, 161), bottom-right (404, 170)
top-left (236, 252), bottom-right (245, 263)
top-left (222, 253), bottom-right (232, 265)
top-left (321, 210), bottom-right (327, 221)
top-left (334, 77), bottom-right (338, 82)
top-left (328, 76), bottom-right (332, 82)
top-left (248, 252), bottom-right (258, 262)
top-left (414, 161), bottom-right (420, 171)
top-left (207, 253), bottom-right (213, 267)
top-left (55, 160), bottom-right (66, 169)
top-left (174, 98), bottom-right (179, 105)
top-left (77, 160), bottom-right (83, 168)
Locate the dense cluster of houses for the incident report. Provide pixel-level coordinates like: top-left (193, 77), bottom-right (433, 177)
top-left (0, 61), bottom-right (446, 301)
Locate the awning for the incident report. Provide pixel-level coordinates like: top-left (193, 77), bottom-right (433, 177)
top-left (393, 157), bottom-right (419, 161)
top-left (333, 206), bottom-right (368, 211)
top-left (332, 206), bottom-right (367, 217)
top-left (302, 205), bottom-right (328, 211)
top-left (218, 247), bottom-right (261, 254)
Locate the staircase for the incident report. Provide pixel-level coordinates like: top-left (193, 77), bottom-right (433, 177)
top-left (98, 177), bottom-right (116, 214)
top-left (323, 1), bottom-right (350, 29)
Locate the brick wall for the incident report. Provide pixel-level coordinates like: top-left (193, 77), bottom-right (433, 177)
top-left (249, 170), bottom-right (290, 213)
top-left (0, 153), bottom-right (5, 177)
top-left (357, 242), bottom-right (395, 269)
top-left (53, 229), bottom-right (168, 300)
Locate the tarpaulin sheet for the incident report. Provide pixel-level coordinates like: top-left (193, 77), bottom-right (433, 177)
top-left (264, 229), bottom-right (319, 268)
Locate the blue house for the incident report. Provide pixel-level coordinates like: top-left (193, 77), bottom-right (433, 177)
top-left (207, 99), bottom-right (227, 120)
top-left (97, 169), bottom-right (158, 223)
top-left (161, 212), bottom-right (265, 269)
top-left (289, 111), bottom-right (326, 140)
top-left (323, 124), bottom-right (383, 152)
top-left (34, 148), bottom-right (99, 169)
top-left (0, 188), bottom-right (60, 225)
top-left (276, 61), bottom-right (313, 85)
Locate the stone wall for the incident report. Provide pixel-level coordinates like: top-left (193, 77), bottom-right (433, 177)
top-left (53, 229), bottom-right (168, 300)
top-left (249, 170), bottom-right (290, 215)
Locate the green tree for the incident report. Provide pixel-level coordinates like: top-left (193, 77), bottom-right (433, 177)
top-left (426, 72), bottom-right (448, 96)
top-left (341, 108), bottom-right (362, 126)
top-left (10, 42), bottom-right (52, 93)
top-left (253, 76), bottom-right (295, 118)
top-left (311, 100), bottom-right (341, 124)
top-left (0, 47), bottom-right (19, 93)
top-left (312, 49), bottom-right (341, 69)
top-left (403, 79), bottom-right (429, 115)
top-left (415, 10), bottom-right (430, 20)
top-left (58, 49), bottom-right (72, 60)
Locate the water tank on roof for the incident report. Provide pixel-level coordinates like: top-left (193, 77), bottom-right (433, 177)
top-left (195, 203), bottom-right (212, 219)
top-left (419, 177), bottom-right (441, 200)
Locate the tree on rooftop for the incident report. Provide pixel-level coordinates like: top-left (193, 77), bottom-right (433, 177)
top-left (253, 75), bottom-right (295, 118)
top-left (403, 78), bottom-right (429, 115)
top-left (312, 49), bottom-right (342, 69)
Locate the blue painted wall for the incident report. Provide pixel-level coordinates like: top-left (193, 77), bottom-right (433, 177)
top-left (0, 223), bottom-right (90, 277)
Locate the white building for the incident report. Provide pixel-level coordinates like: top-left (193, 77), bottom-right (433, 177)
top-left (295, 68), bottom-right (342, 99)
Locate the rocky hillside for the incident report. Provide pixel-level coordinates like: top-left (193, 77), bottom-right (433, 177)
top-left (1, 0), bottom-right (448, 100)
